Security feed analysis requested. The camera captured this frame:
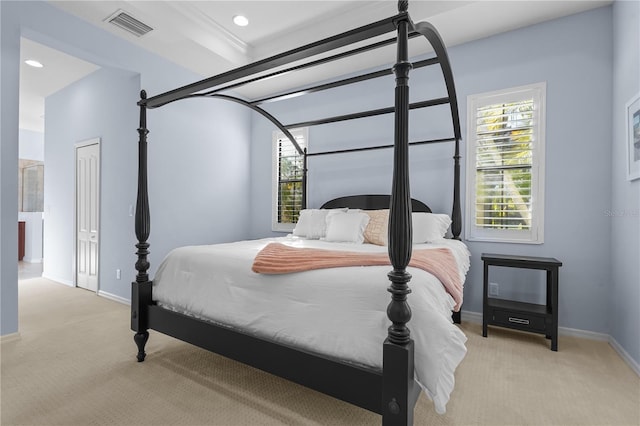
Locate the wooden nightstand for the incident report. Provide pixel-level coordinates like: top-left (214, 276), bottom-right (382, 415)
top-left (481, 253), bottom-right (562, 351)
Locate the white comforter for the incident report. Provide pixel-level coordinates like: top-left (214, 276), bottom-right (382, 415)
top-left (153, 236), bottom-right (470, 414)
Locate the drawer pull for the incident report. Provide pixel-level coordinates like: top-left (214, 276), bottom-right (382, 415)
top-left (508, 317), bottom-right (530, 325)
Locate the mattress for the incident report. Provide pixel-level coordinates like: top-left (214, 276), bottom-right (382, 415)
top-left (152, 236), bottom-right (470, 414)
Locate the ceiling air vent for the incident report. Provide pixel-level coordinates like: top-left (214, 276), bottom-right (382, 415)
top-left (105, 10), bottom-right (153, 37)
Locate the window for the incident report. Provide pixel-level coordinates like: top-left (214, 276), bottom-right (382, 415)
top-left (465, 83), bottom-right (546, 243)
top-left (272, 128), bottom-right (307, 232)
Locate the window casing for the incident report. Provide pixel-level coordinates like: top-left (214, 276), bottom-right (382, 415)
top-left (465, 83), bottom-right (546, 244)
top-left (272, 128), bottom-right (307, 232)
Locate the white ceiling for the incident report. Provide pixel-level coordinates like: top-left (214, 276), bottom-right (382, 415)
top-left (19, 38), bottom-right (99, 132)
top-left (21, 0), bottom-right (611, 132)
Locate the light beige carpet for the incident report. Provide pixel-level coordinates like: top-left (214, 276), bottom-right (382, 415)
top-left (1, 278), bottom-right (638, 425)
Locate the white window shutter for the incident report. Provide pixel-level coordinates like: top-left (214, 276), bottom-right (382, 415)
top-left (272, 128), bottom-right (307, 232)
top-left (466, 83), bottom-right (546, 243)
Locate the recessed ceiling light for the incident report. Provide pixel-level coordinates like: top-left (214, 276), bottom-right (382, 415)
top-left (233, 15), bottom-right (249, 27)
top-left (25, 59), bottom-right (44, 68)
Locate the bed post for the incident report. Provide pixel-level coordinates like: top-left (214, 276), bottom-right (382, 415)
top-left (302, 148), bottom-right (308, 210)
top-left (131, 90), bottom-right (152, 362)
top-left (452, 138), bottom-right (462, 240)
top-left (450, 142), bottom-right (462, 324)
top-left (452, 139), bottom-right (463, 323)
top-left (383, 2), bottom-right (416, 425)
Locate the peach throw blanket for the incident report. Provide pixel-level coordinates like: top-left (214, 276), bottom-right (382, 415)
top-left (252, 243), bottom-right (463, 311)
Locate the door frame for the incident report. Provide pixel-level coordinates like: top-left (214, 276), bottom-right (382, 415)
top-left (74, 138), bottom-right (101, 291)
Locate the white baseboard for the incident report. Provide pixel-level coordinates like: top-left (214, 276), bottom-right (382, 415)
top-left (41, 273), bottom-right (74, 287)
top-left (461, 310), bottom-right (482, 324)
top-left (0, 332), bottom-right (21, 344)
top-left (460, 309), bottom-right (638, 376)
top-left (609, 336), bottom-right (640, 377)
top-left (40, 276), bottom-right (131, 306)
top-left (558, 326), bottom-right (609, 341)
top-left (98, 290), bottom-right (130, 306)
top-left (461, 309), bottom-right (608, 339)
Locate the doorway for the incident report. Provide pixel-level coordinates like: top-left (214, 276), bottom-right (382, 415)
top-left (75, 140), bottom-right (100, 292)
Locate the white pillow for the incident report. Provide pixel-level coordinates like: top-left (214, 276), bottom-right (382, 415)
top-left (412, 212), bottom-right (451, 243)
top-left (324, 211), bottom-right (370, 244)
top-left (293, 209), bottom-right (346, 239)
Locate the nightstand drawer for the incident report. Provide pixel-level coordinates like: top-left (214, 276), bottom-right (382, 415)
top-left (492, 309), bottom-right (546, 332)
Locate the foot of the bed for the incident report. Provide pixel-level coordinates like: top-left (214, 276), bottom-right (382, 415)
top-left (134, 331), bottom-right (149, 362)
top-left (452, 311), bottom-right (461, 324)
top-left (382, 339), bottom-right (416, 426)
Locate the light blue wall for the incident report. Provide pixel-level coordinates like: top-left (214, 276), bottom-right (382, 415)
top-left (1, 0), bottom-right (252, 331)
top-left (610, 0), bottom-right (640, 367)
top-left (249, 7), bottom-right (615, 338)
top-left (43, 68), bottom-right (139, 292)
top-left (19, 129), bottom-right (44, 161)
top-left (453, 7), bottom-right (614, 334)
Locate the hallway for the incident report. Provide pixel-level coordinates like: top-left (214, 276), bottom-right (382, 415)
top-left (18, 261), bottom-right (43, 281)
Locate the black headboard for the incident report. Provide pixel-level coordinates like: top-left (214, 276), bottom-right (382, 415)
top-left (320, 194), bottom-right (431, 213)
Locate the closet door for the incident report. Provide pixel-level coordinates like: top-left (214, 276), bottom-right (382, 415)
top-left (76, 141), bottom-right (100, 292)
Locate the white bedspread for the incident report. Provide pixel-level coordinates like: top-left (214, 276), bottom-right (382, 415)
top-left (152, 236), bottom-right (470, 414)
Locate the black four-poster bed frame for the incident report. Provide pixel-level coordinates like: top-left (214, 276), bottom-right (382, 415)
top-left (131, 2), bottom-right (462, 424)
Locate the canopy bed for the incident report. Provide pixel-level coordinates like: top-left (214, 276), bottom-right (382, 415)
top-left (131, 1), bottom-right (464, 424)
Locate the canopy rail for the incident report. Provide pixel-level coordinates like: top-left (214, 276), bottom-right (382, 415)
top-left (139, 91), bottom-right (307, 208)
top-left (306, 137), bottom-right (456, 158)
top-left (252, 56), bottom-right (439, 106)
top-left (141, 13), bottom-right (407, 109)
top-left (145, 92), bottom-right (304, 157)
top-left (205, 94), bottom-right (303, 156)
top-left (193, 93), bottom-right (307, 208)
top-left (202, 33), bottom-right (427, 100)
top-left (285, 97), bottom-right (450, 129)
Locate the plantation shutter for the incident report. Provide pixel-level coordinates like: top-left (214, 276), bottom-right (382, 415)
top-left (466, 83), bottom-right (545, 243)
top-left (474, 99), bottom-right (535, 230)
top-left (276, 132), bottom-right (306, 225)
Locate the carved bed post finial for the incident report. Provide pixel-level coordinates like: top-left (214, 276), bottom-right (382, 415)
top-left (398, 1), bottom-right (409, 13)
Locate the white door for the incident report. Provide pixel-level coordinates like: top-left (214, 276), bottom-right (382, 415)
top-left (76, 142), bottom-right (100, 292)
